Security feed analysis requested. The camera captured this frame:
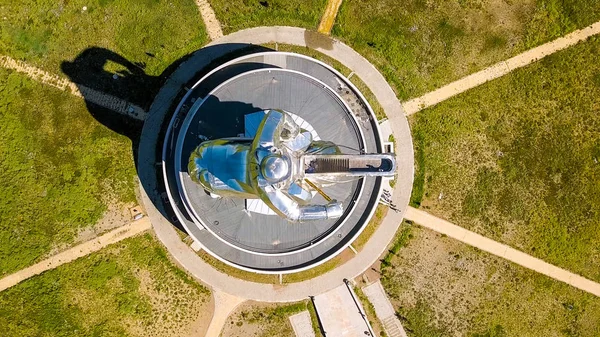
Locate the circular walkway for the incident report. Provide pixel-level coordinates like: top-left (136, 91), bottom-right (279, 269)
top-left (138, 26), bottom-right (414, 302)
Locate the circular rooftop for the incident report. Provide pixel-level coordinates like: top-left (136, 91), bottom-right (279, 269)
top-left (162, 52), bottom-right (386, 273)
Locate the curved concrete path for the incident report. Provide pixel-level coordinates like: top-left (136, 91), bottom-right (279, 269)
top-left (139, 26), bottom-right (413, 302)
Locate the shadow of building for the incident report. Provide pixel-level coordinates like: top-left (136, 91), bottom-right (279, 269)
top-left (61, 43), bottom-right (273, 226)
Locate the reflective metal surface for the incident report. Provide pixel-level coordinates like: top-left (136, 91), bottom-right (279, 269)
top-left (188, 109), bottom-right (396, 222)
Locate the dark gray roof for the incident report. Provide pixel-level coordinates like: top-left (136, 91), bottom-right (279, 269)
top-left (163, 52), bottom-right (383, 273)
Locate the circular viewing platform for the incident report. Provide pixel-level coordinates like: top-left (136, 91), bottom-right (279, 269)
top-left (162, 52), bottom-right (386, 273)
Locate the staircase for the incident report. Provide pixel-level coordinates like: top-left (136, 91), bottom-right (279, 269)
top-left (312, 157), bottom-right (350, 173)
top-left (382, 315), bottom-right (406, 337)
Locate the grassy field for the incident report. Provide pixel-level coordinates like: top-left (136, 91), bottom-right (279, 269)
top-left (0, 0), bottom-right (208, 78)
top-left (409, 35), bottom-right (600, 282)
top-left (210, 0), bottom-right (327, 35)
top-left (222, 300), bottom-right (319, 337)
top-left (0, 68), bottom-right (137, 276)
top-left (0, 234), bottom-right (212, 337)
top-left (381, 224), bottom-right (600, 337)
top-left (334, 0), bottom-right (600, 100)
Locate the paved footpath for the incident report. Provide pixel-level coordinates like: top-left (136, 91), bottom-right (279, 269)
top-left (205, 290), bottom-right (246, 337)
top-left (318, 0), bottom-right (343, 35)
top-left (404, 206), bottom-right (600, 297)
top-left (0, 218), bottom-right (152, 292)
top-left (402, 20), bottom-right (600, 115)
top-left (362, 281), bottom-right (408, 337)
top-left (195, 0), bottom-right (223, 40)
top-left (289, 311), bottom-right (316, 337)
top-left (313, 283), bottom-right (373, 336)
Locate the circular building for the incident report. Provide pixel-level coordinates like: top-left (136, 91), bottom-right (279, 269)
top-left (162, 51), bottom-right (392, 273)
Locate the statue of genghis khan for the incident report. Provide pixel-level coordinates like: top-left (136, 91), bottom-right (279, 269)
top-left (188, 109), bottom-right (396, 222)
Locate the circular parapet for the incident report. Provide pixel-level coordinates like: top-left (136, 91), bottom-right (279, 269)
top-left (162, 52), bottom-right (385, 273)
top-left (139, 27), bottom-right (414, 301)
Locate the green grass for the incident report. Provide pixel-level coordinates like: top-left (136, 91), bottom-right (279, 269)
top-left (333, 0), bottom-right (600, 100)
top-left (210, 0), bottom-right (327, 35)
top-left (197, 250), bottom-right (279, 284)
top-left (408, 35), bottom-right (600, 282)
top-left (354, 286), bottom-right (385, 337)
top-left (0, 234), bottom-right (211, 337)
top-left (307, 299), bottom-right (325, 337)
top-left (0, 0), bottom-right (208, 77)
top-left (381, 221), bottom-right (412, 268)
top-left (282, 255), bottom-right (341, 283)
top-left (198, 246), bottom-right (343, 284)
top-left (224, 301), bottom-right (311, 337)
top-left (352, 204), bottom-right (388, 251)
top-left (0, 68), bottom-right (137, 276)
top-left (381, 225), bottom-right (600, 336)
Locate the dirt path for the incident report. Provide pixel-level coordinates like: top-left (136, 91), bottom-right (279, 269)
top-left (205, 290), bottom-right (246, 337)
top-left (402, 20), bottom-right (600, 115)
top-left (0, 218), bottom-right (152, 292)
top-left (195, 0), bottom-right (223, 40)
top-left (0, 55), bottom-right (146, 120)
top-left (318, 0), bottom-right (343, 35)
top-left (404, 206), bottom-right (600, 297)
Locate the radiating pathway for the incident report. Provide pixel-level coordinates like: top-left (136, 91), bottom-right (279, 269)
top-left (205, 291), bottom-right (246, 337)
top-left (404, 206), bottom-right (600, 297)
top-left (195, 0), bottom-right (223, 40)
top-left (318, 0), bottom-right (343, 35)
top-left (362, 281), bottom-right (407, 337)
top-left (0, 55), bottom-right (146, 120)
top-left (402, 20), bottom-right (600, 115)
top-left (0, 218), bottom-right (152, 292)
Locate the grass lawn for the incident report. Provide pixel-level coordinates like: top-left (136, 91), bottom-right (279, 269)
top-left (0, 234), bottom-right (212, 337)
top-left (0, 68), bottom-right (137, 276)
top-left (0, 0), bottom-right (208, 78)
top-left (210, 0), bottom-right (327, 35)
top-left (222, 300), bottom-right (319, 337)
top-left (409, 35), bottom-right (600, 281)
top-left (381, 223), bottom-right (600, 336)
top-left (333, 0), bottom-right (600, 100)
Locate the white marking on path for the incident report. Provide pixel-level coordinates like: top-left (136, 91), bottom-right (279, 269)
top-left (402, 20), bottom-right (600, 115)
top-left (0, 218), bottom-right (152, 292)
top-left (0, 55), bottom-right (147, 120)
top-left (404, 207), bottom-right (600, 297)
top-left (195, 0), bottom-right (223, 40)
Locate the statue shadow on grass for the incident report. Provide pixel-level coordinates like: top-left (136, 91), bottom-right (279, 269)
top-left (61, 44), bottom-right (274, 228)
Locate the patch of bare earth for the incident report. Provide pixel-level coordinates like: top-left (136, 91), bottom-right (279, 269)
top-left (125, 269), bottom-right (212, 337)
top-left (221, 301), bottom-right (297, 337)
top-left (383, 225), bottom-right (508, 336)
top-left (44, 202), bottom-right (133, 259)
